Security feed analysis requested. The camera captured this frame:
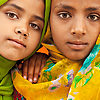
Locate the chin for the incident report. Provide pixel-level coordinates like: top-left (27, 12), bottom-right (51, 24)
top-left (5, 57), bottom-right (20, 61)
top-left (1, 54), bottom-right (22, 61)
top-left (66, 55), bottom-right (86, 61)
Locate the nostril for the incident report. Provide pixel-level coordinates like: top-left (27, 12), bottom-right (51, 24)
top-left (24, 34), bottom-right (27, 36)
top-left (82, 33), bottom-right (85, 35)
top-left (73, 32), bottom-right (76, 34)
top-left (18, 31), bottom-right (21, 33)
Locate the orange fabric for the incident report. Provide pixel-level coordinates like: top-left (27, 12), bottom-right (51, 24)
top-left (37, 46), bottom-right (49, 55)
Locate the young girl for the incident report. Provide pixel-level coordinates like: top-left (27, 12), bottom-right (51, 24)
top-left (12, 0), bottom-right (100, 99)
top-left (0, 0), bottom-right (50, 100)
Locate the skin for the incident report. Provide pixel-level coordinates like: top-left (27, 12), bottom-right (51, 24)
top-left (21, 0), bottom-right (100, 83)
top-left (0, 0), bottom-right (44, 61)
top-left (50, 0), bottom-right (100, 61)
top-left (22, 52), bottom-right (48, 83)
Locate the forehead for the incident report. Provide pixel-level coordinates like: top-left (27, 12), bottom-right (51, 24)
top-left (52, 0), bottom-right (100, 10)
top-left (2, 0), bottom-right (44, 17)
top-left (5, 0), bottom-right (44, 11)
top-left (7, 0), bottom-right (44, 5)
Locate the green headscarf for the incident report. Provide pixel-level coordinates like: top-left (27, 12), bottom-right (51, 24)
top-left (0, 0), bottom-right (50, 100)
top-left (0, 0), bottom-right (8, 6)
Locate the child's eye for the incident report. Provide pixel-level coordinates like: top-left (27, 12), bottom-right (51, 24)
top-left (29, 23), bottom-right (40, 30)
top-left (58, 12), bottom-right (71, 19)
top-left (6, 12), bottom-right (18, 19)
top-left (87, 14), bottom-right (100, 21)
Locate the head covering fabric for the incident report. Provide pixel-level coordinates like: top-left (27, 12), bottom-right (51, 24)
top-left (0, 0), bottom-right (7, 6)
top-left (0, 0), bottom-right (50, 99)
top-left (12, 1), bottom-right (100, 100)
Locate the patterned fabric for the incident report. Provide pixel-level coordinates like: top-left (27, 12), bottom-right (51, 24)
top-left (12, 68), bottom-right (24, 100)
top-left (12, 22), bottom-right (100, 100)
top-left (13, 88), bottom-right (25, 100)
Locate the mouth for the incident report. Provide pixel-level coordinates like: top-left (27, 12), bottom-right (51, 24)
top-left (67, 41), bottom-right (88, 50)
top-left (8, 39), bottom-right (26, 48)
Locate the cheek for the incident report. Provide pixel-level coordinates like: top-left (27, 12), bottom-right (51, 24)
top-left (90, 31), bottom-right (100, 44)
top-left (27, 34), bottom-right (41, 51)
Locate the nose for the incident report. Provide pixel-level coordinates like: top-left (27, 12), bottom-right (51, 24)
top-left (71, 17), bottom-right (86, 36)
top-left (15, 26), bottom-right (29, 37)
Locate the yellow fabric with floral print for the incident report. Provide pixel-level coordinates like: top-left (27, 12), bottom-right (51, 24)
top-left (12, 22), bottom-right (100, 100)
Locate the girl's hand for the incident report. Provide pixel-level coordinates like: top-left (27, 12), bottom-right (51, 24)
top-left (18, 52), bottom-right (48, 83)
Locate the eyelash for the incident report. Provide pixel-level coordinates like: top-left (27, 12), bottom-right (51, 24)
top-left (6, 11), bottom-right (19, 19)
top-left (29, 23), bottom-right (40, 30)
top-left (57, 11), bottom-right (100, 22)
top-left (58, 12), bottom-right (72, 19)
top-left (5, 11), bottom-right (41, 31)
top-left (87, 13), bottom-right (100, 21)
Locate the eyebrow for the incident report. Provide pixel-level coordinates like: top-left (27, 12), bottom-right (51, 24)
top-left (8, 4), bottom-right (24, 12)
top-left (54, 4), bottom-right (75, 11)
top-left (33, 15), bottom-right (44, 22)
top-left (8, 3), bottom-right (44, 22)
top-left (85, 7), bottom-right (100, 11)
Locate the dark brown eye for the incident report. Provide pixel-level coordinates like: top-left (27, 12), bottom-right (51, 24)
top-left (29, 23), bottom-right (40, 30)
top-left (58, 12), bottom-right (71, 19)
top-left (87, 14), bottom-right (100, 21)
top-left (6, 12), bottom-right (18, 19)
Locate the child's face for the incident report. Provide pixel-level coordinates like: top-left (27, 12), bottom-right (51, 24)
top-left (0, 0), bottom-right (44, 61)
top-left (50, 0), bottom-right (100, 61)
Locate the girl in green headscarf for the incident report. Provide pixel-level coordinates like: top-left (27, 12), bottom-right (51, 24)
top-left (0, 0), bottom-right (50, 100)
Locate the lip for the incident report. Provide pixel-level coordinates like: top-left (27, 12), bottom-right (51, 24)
top-left (8, 38), bottom-right (26, 48)
top-left (67, 41), bottom-right (88, 50)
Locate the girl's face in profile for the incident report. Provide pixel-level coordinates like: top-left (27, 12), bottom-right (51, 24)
top-left (50, 0), bottom-right (100, 61)
top-left (0, 0), bottom-right (44, 61)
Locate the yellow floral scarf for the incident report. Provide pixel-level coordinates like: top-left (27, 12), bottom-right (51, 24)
top-left (12, 23), bottom-right (100, 100)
